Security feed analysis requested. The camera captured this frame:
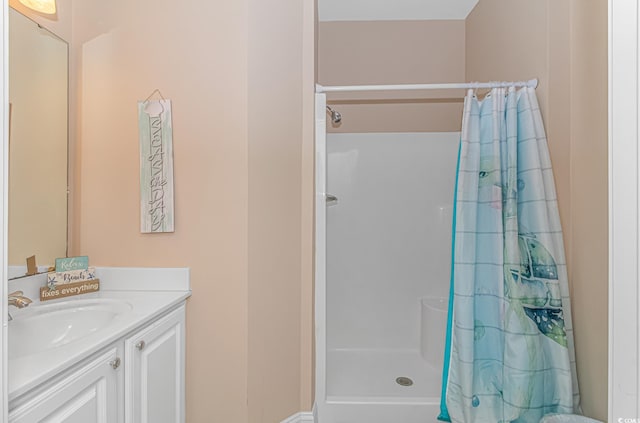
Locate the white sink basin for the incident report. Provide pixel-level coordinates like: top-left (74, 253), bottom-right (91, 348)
top-left (9, 299), bottom-right (132, 359)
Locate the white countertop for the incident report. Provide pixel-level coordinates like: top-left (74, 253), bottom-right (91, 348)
top-left (7, 267), bottom-right (191, 402)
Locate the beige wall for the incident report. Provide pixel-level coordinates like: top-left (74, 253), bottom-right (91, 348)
top-left (71, 0), bottom-right (314, 421)
top-left (247, 0), bottom-right (315, 419)
top-left (318, 20), bottom-right (466, 133)
top-left (466, 1), bottom-right (608, 420)
top-left (466, 1), bottom-right (572, 263)
top-left (569, 0), bottom-right (608, 420)
top-left (72, 1), bottom-right (249, 421)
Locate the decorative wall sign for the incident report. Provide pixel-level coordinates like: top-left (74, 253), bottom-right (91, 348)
top-left (138, 94), bottom-right (175, 233)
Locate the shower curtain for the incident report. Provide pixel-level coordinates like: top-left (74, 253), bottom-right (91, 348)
top-left (439, 87), bottom-right (579, 423)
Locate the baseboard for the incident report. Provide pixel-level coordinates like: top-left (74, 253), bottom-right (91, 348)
top-left (281, 411), bottom-right (315, 423)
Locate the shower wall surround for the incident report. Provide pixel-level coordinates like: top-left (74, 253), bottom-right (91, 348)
top-left (327, 132), bottom-right (458, 352)
top-left (321, 131), bottom-right (459, 423)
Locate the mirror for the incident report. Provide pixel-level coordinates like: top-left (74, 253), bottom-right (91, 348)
top-left (8, 7), bottom-right (68, 275)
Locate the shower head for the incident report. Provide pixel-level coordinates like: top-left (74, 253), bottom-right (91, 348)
top-left (332, 110), bottom-right (342, 124)
top-left (326, 106), bottom-right (342, 124)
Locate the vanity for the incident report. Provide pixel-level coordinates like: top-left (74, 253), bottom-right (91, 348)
top-left (7, 268), bottom-right (190, 423)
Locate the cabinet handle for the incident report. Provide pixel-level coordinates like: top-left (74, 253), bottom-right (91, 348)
top-left (136, 340), bottom-right (146, 351)
top-left (109, 357), bottom-right (121, 370)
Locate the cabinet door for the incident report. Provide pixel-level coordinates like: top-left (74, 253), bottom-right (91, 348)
top-left (9, 347), bottom-right (122, 423)
top-left (125, 306), bottom-right (185, 423)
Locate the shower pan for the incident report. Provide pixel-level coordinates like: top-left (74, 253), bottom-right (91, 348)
top-left (315, 95), bottom-right (460, 423)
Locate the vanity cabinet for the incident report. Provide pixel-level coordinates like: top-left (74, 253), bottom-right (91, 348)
top-left (8, 347), bottom-right (122, 423)
top-left (124, 306), bottom-right (185, 423)
top-left (8, 304), bottom-right (186, 423)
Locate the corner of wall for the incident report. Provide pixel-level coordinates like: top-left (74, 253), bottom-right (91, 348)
top-left (300, 0), bottom-right (317, 411)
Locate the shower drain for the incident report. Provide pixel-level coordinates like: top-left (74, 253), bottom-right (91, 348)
top-left (395, 376), bottom-right (414, 387)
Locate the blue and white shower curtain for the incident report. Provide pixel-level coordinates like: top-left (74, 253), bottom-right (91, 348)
top-left (439, 87), bottom-right (580, 423)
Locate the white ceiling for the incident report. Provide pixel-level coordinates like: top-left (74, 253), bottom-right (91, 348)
top-left (318, 0), bottom-right (480, 22)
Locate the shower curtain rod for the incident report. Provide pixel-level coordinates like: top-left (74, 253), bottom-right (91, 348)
top-left (316, 78), bottom-right (538, 93)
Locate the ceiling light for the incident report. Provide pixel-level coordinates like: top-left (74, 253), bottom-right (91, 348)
top-left (18, 0), bottom-right (56, 15)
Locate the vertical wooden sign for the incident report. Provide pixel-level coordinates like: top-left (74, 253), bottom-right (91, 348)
top-left (138, 99), bottom-right (175, 233)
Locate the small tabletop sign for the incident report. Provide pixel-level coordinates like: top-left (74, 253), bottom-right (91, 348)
top-left (40, 279), bottom-right (100, 302)
top-left (55, 256), bottom-right (89, 272)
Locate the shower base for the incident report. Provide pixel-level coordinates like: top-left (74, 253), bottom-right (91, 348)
top-left (327, 348), bottom-right (441, 400)
top-left (321, 348), bottom-right (442, 423)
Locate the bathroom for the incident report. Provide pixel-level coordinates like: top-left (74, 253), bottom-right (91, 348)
top-left (0, 0), bottom-right (635, 422)
top-left (316, 1), bottom-right (607, 422)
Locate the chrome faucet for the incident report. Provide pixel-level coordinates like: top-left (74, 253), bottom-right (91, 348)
top-left (8, 291), bottom-right (32, 321)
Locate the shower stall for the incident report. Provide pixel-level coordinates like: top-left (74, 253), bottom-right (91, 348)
top-left (315, 93), bottom-right (459, 423)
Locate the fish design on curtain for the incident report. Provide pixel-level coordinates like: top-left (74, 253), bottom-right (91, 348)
top-left (439, 87), bottom-right (579, 423)
top-left (514, 233), bottom-right (567, 347)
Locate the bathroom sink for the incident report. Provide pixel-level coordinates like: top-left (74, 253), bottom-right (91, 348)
top-left (8, 299), bottom-right (132, 360)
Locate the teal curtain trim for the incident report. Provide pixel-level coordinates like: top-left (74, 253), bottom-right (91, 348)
top-left (438, 139), bottom-right (462, 422)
